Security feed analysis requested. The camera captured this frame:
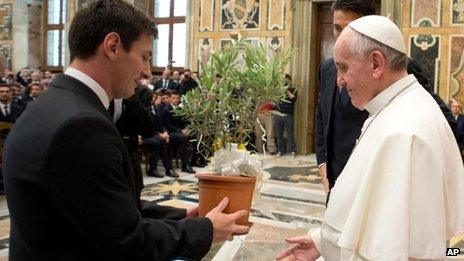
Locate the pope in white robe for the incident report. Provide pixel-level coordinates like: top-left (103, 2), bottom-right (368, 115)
top-left (277, 15), bottom-right (464, 261)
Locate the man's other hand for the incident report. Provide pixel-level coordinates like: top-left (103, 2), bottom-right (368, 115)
top-left (186, 204), bottom-right (199, 218)
top-left (205, 197), bottom-right (250, 242)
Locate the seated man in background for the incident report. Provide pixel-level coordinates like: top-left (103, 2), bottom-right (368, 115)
top-left (161, 90), bottom-right (196, 173)
top-left (142, 91), bottom-right (179, 178)
top-left (154, 69), bottom-right (178, 91)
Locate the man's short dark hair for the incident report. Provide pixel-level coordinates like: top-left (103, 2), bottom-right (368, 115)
top-left (169, 90), bottom-right (181, 96)
top-left (68, 0), bottom-right (158, 61)
top-left (331, 0), bottom-right (376, 17)
top-left (285, 74), bottom-right (292, 80)
top-left (0, 83), bottom-right (10, 89)
top-left (28, 83), bottom-right (44, 90)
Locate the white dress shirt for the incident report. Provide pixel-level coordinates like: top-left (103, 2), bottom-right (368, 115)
top-left (64, 67), bottom-right (110, 109)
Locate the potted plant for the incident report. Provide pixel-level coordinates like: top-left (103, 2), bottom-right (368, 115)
top-left (176, 35), bottom-right (293, 225)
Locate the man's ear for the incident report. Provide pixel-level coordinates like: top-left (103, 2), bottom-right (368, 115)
top-left (371, 50), bottom-right (385, 79)
top-left (102, 32), bottom-right (121, 60)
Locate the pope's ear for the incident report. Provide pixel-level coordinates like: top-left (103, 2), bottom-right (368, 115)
top-left (102, 32), bottom-right (121, 60)
top-left (371, 50), bottom-right (386, 79)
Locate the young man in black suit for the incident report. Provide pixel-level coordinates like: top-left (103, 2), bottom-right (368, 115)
top-left (153, 69), bottom-right (178, 91)
top-left (161, 90), bottom-right (196, 173)
top-left (2, 1), bottom-right (249, 260)
top-left (0, 84), bottom-right (23, 123)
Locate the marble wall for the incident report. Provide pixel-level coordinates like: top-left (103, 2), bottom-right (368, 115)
top-left (190, 0), bottom-right (292, 71)
top-left (404, 0), bottom-right (464, 102)
top-left (0, 0), bottom-right (42, 72)
top-left (27, 4), bottom-right (41, 69)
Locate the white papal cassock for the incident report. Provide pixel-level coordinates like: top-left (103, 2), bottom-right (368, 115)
top-left (311, 74), bottom-right (464, 260)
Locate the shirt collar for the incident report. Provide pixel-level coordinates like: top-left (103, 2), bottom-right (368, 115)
top-left (364, 74), bottom-right (417, 115)
top-left (64, 67), bottom-right (110, 109)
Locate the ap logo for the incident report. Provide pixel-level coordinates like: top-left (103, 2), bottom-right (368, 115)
top-left (446, 248), bottom-right (461, 256)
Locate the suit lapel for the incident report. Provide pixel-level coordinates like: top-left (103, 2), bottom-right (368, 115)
top-left (51, 75), bottom-right (112, 120)
top-left (324, 58), bottom-right (338, 143)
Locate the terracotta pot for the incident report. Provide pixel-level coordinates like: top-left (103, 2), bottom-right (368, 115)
top-left (196, 173), bottom-right (256, 225)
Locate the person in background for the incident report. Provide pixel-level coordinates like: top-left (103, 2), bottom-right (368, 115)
top-left (450, 99), bottom-right (464, 154)
top-left (274, 74), bottom-right (297, 158)
top-left (179, 69), bottom-right (198, 95)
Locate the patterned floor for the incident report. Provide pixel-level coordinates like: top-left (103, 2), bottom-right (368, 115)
top-left (0, 154), bottom-right (462, 260)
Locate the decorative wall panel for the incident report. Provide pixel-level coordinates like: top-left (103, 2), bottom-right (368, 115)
top-left (28, 5), bottom-right (41, 69)
top-left (0, 44), bottom-right (12, 69)
top-left (198, 38), bottom-right (213, 66)
top-left (220, 0), bottom-right (260, 30)
top-left (452, 0), bottom-right (464, 25)
top-left (411, 0), bottom-right (440, 27)
top-left (267, 0), bottom-right (285, 30)
top-left (266, 36), bottom-right (284, 57)
top-left (410, 35), bottom-right (440, 93)
top-left (449, 36), bottom-right (464, 99)
top-left (199, 0), bottom-right (214, 32)
top-left (0, 4), bottom-right (12, 40)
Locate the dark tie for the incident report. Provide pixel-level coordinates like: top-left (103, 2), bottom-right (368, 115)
top-left (4, 105), bottom-right (9, 116)
top-left (164, 80), bottom-right (167, 88)
top-left (108, 100), bottom-right (114, 119)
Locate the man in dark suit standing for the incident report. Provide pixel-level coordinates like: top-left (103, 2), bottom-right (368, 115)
top-left (153, 69), bottom-right (178, 91)
top-left (451, 99), bottom-right (464, 153)
top-left (0, 84), bottom-right (23, 123)
top-left (2, 1), bottom-right (249, 260)
top-left (315, 1), bottom-right (373, 197)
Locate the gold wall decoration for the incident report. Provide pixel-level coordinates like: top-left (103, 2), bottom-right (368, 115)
top-left (266, 36), bottom-right (284, 57)
top-left (198, 38), bottom-right (213, 66)
top-left (0, 4), bottom-right (12, 41)
top-left (220, 0), bottom-right (260, 30)
top-left (190, 0), bottom-right (292, 72)
top-left (411, 0), bottom-right (440, 27)
top-left (452, 0), bottom-right (464, 25)
top-left (403, 0), bottom-right (464, 102)
top-left (449, 36), bottom-right (464, 101)
top-left (199, 0), bottom-right (215, 32)
top-left (267, 0), bottom-right (285, 30)
top-left (0, 44), bottom-right (12, 69)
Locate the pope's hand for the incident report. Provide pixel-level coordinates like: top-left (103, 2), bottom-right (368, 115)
top-left (205, 197), bottom-right (250, 242)
top-left (275, 235), bottom-right (320, 261)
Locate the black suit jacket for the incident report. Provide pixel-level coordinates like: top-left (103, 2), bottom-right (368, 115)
top-left (456, 114), bottom-right (464, 151)
top-left (0, 103), bottom-right (23, 123)
top-left (153, 79), bottom-right (178, 91)
top-left (161, 104), bottom-right (188, 133)
top-left (315, 58), bottom-right (368, 187)
top-left (2, 74), bottom-right (213, 260)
